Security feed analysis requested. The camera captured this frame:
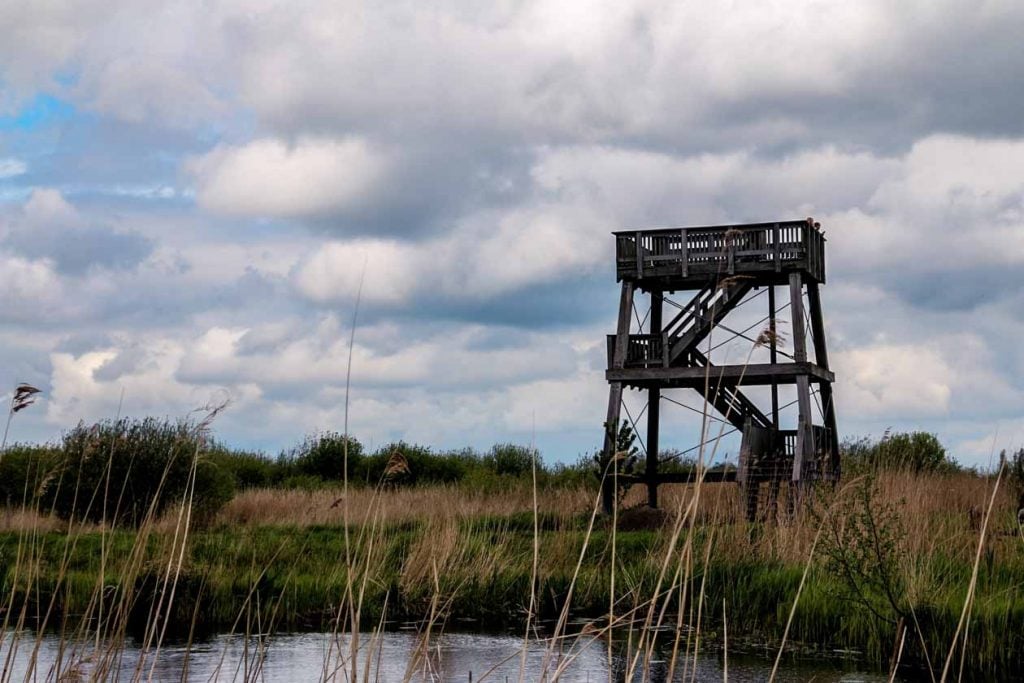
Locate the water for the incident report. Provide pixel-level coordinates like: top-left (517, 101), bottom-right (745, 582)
top-left (1, 630), bottom-right (893, 682)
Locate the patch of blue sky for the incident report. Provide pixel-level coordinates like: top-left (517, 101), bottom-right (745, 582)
top-left (0, 93), bottom-right (78, 132)
top-left (0, 186), bottom-right (33, 202)
top-left (56, 182), bottom-right (195, 205)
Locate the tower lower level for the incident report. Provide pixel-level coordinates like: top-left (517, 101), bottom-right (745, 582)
top-left (601, 219), bottom-right (839, 519)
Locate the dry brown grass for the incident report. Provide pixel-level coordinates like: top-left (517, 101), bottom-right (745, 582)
top-left (7, 470), bottom-right (1011, 570)
top-left (215, 484), bottom-right (595, 528)
top-left (210, 470), bottom-right (1018, 582)
top-left (224, 473), bottom-right (1007, 569)
top-left (0, 507), bottom-right (64, 533)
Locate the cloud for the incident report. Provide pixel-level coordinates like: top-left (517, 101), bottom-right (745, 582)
top-left (1, 189), bottom-right (153, 275)
top-left (289, 199), bottom-right (609, 307)
top-left (0, 251), bottom-right (63, 322)
top-left (3, 1), bottom-right (1024, 465)
top-left (833, 343), bottom-right (952, 419)
top-left (47, 341), bottom-right (262, 426)
top-left (188, 137), bottom-right (391, 218)
top-left (0, 158), bottom-right (27, 178)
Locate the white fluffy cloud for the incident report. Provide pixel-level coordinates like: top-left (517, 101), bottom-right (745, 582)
top-left (832, 343), bottom-right (952, 418)
top-left (41, 318), bottom-right (598, 451)
top-left (290, 199), bottom-right (609, 304)
top-left (0, 158), bottom-right (27, 179)
top-left (0, 252), bottom-right (63, 321)
top-left (189, 137), bottom-right (391, 218)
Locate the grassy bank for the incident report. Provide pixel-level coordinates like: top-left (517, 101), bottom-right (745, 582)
top-left (0, 472), bottom-right (1021, 679)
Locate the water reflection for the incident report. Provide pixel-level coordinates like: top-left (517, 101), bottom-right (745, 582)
top-left (1, 630), bottom-right (892, 682)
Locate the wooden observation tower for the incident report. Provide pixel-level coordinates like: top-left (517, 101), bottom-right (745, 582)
top-left (602, 219), bottom-right (839, 519)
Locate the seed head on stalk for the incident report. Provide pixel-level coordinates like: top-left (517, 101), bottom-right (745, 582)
top-left (12, 383), bottom-right (40, 412)
top-left (2, 382), bottom-right (42, 454)
top-left (384, 450), bottom-right (410, 479)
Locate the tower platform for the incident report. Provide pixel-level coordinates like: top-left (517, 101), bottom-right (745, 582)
top-left (601, 218), bottom-right (839, 519)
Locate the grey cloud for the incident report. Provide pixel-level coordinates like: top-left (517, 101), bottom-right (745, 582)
top-left (2, 1), bottom-right (1024, 465)
top-left (55, 332), bottom-right (116, 355)
top-left (879, 267), bottom-right (1011, 313)
top-left (402, 275), bottom-right (616, 330)
top-left (6, 223), bottom-right (153, 275)
top-left (92, 345), bottom-right (150, 381)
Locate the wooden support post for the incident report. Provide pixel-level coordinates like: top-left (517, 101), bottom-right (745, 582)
top-left (807, 281), bottom-right (840, 480)
top-left (603, 282), bottom-right (635, 514)
top-left (768, 285), bottom-right (779, 431)
top-left (647, 289), bottom-right (663, 508)
top-left (602, 383), bottom-right (623, 515)
top-left (647, 387), bottom-right (660, 508)
top-left (745, 480), bottom-right (760, 522)
top-left (767, 283), bottom-right (781, 517)
top-left (789, 272), bottom-right (814, 486)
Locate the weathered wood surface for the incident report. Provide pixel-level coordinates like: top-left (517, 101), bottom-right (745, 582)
top-left (605, 361), bottom-right (834, 387)
top-left (615, 219), bottom-right (826, 287)
top-left (616, 470), bottom-right (737, 485)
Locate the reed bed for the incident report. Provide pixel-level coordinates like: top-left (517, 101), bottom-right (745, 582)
top-left (215, 484), bottom-right (595, 529)
top-left (0, 467), bottom-right (1018, 680)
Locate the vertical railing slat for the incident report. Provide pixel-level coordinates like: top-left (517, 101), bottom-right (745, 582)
top-left (635, 230), bottom-right (643, 278)
top-left (680, 228), bottom-right (688, 277)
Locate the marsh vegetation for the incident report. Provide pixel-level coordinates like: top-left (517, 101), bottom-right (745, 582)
top-left (0, 415), bottom-right (1020, 681)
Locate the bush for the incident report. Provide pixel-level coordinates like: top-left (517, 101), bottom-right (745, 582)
top-left (43, 417), bottom-right (235, 527)
top-left (279, 433), bottom-right (582, 491)
top-left (0, 443), bottom-right (61, 506)
top-left (190, 458), bottom-right (236, 524)
top-left (208, 446), bottom-right (276, 489)
top-left (1006, 448), bottom-right (1024, 513)
top-left (369, 442), bottom-right (472, 486)
top-left (592, 420), bottom-right (639, 507)
top-left (290, 432), bottom-right (364, 482)
top-left (485, 444), bottom-right (536, 478)
top-left (543, 456), bottom-right (595, 490)
top-left (842, 431), bottom-right (955, 474)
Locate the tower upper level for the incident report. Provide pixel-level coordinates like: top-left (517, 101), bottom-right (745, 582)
top-left (614, 218), bottom-right (826, 290)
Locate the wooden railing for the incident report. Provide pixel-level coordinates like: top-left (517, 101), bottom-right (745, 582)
top-left (606, 333), bottom-right (667, 369)
top-left (615, 219), bottom-right (826, 283)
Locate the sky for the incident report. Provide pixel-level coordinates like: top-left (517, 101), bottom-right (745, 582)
top-left (1, 0), bottom-right (1023, 468)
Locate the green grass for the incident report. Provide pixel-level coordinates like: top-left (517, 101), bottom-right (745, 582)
top-left (0, 516), bottom-right (1020, 678)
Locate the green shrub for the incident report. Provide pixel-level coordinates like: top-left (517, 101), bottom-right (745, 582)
top-left (542, 456), bottom-right (595, 490)
top-left (290, 432), bottom-right (364, 482)
top-left (1007, 448), bottom-right (1024, 513)
top-left (842, 431), bottom-right (955, 474)
top-left (367, 443), bottom-right (476, 486)
top-left (485, 444), bottom-right (536, 478)
top-left (592, 420), bottom-right (639, 507)
top-left (191, 458), bottom-right (236, 524)
top-left (43, 417), bottom-right (235, 527)
top-left (208, 446), bottom-right (276, 489)
top-left (0, 443), bottom-right (61, 506)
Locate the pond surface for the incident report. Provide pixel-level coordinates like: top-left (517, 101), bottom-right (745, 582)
top-left (2, 630), bottom-right (895, 682)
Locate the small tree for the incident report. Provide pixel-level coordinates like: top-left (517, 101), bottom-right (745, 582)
top-left (291, 432), bottom-right (364, 481)
top-left (842, 431), bottom-right (954, 474)
top-left (44, 417), bottom-right (234, 527)
top-left (487, 443), bottom-right (536, 478)
top-left (1006, 448), bottom-right (1024, 522)
top-left (817, 476), bottom-right (908, 627)
top-left (594, 420), bottom-right (639, 508)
